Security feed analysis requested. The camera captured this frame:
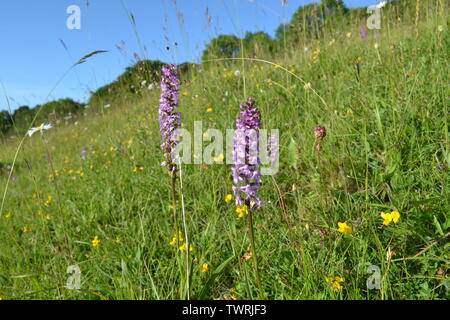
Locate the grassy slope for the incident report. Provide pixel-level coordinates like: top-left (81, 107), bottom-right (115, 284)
top-left (0, 0), bottom-right (449, 299)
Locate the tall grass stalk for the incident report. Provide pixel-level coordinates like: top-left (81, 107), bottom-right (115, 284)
top-left (178, 159), bottom-right (190, 299)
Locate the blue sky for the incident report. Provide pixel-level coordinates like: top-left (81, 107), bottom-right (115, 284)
top-left (0, 0), bottom-right (377, 112)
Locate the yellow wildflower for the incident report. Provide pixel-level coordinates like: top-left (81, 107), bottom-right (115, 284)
top-left (169, 231), bottom-right (184, 246)
top-left (236, 205), bottom-right (249, 218)
top-left (179, 243), bottom-right (193, 252)
top-left (326, 276), bottom-right (345, 291)
top-left (22, 226), bottom-right (31, 233)
top-left (391, 211), bottom-right (400, 223)
top-left (201, 263), bottom-right (209, 273)
top-left (44, 195), bottom-right (52, 207)
top-left (381, 210), bottom-right (400, 226)
top-left (332, 280), bottom-right (343, 291)
top-left (4, 212), bottom-right (12, 219)
top-left (225, 194), bottom-right (233, 204)
top-left (206, 107), bottom-right (213, 113)
top-left (91, 236), bottom-right (100, 247)
top-left (337, 221), bottom-right (353, 236)
top-left (381, 212), bottom-right (392, 225)
top-left (133, 166), bottom-right (144, 173)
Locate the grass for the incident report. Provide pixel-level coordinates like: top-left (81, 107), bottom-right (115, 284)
top-left (0, 0), bottom-right (449, 300)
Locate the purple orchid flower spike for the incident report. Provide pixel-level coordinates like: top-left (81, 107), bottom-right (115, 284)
top-left (232, 97), bottom-right (263, 210)
top-left (159, 64), bottom-right (181, 173)
top-left (360, 26), bottom-right (367, 40)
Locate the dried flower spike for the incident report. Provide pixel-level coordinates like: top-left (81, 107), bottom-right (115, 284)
top-left (314, 125), bottom-right (326, 140)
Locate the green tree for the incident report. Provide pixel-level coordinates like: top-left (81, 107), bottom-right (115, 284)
top-left (202, 35), bottom-right (241, 62)
top-left (0, 110), bottom-right (13, 134)
top-left (243, 32), bottom-right (275, 57)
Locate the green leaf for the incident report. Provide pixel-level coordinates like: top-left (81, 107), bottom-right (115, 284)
top-left (287, 137), bottom-right (298, 168)
top-left (73, 50), bottom-right (108, 67)
top-left (433, 215), bottom-right (444, 236)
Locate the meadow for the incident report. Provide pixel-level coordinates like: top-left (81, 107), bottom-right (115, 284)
top-left (0, 0), bottom-right (449, 300)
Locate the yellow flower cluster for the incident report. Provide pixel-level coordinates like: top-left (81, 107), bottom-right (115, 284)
top-left (179, 243), bottom-right (194, 252)
top-left (132, 166), bottom-right (144, 173)
top-left (50, 168), bottom-right (85, 180)
top-left (236, 205), bottom-right (249, 219)
top-left (225, 194), bottom-right (233, 204)
top-left (169, 231), bottom-right (183, 246)
top-left (311, 49), bottom-right (321, 63)
top-left (44, 195), bottom-right (53, 207)
top-left (91, 236), bottom-right (100, 247)
top-left (381, 210), bottom-right (400, 226)
top-left (169, 231), bottom-right (194, 252)
top-left (326, 276), bottom-right (345, 291)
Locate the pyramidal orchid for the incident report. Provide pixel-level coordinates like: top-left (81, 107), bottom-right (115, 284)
top-left (232, 97), bottom-right (263, 210)
top-left (159, 64), bottom-right (181, 173)
top-left (158, 64), bottom-right (192, 299)
top-left (232, 97), bottom-right (265, 299)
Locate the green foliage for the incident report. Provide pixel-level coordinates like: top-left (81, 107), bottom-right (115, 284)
top-left (0, 0), bottom-right (448, 300)
top-left (0, 111), bottom-right (13, 137)
top-left (243, 32), bottom-right (276, 57)
top-left (202, 35), bottom-right (242, 61)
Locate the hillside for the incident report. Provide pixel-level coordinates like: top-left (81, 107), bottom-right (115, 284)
top-left (0, 0), bottom-right (449, 300)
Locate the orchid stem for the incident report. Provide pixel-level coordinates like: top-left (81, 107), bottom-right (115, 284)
top-left (248, 208), bottom-right (265, 300)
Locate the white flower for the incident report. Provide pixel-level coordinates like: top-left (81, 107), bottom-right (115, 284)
top-left (377, 1), bottom-right (387, 9)
top-left (104, 104), bottom-right (111, 109)
top-left (27, 123), bottom-right (52, 137)
top-left (234, 70), bottom-right (241, 77)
